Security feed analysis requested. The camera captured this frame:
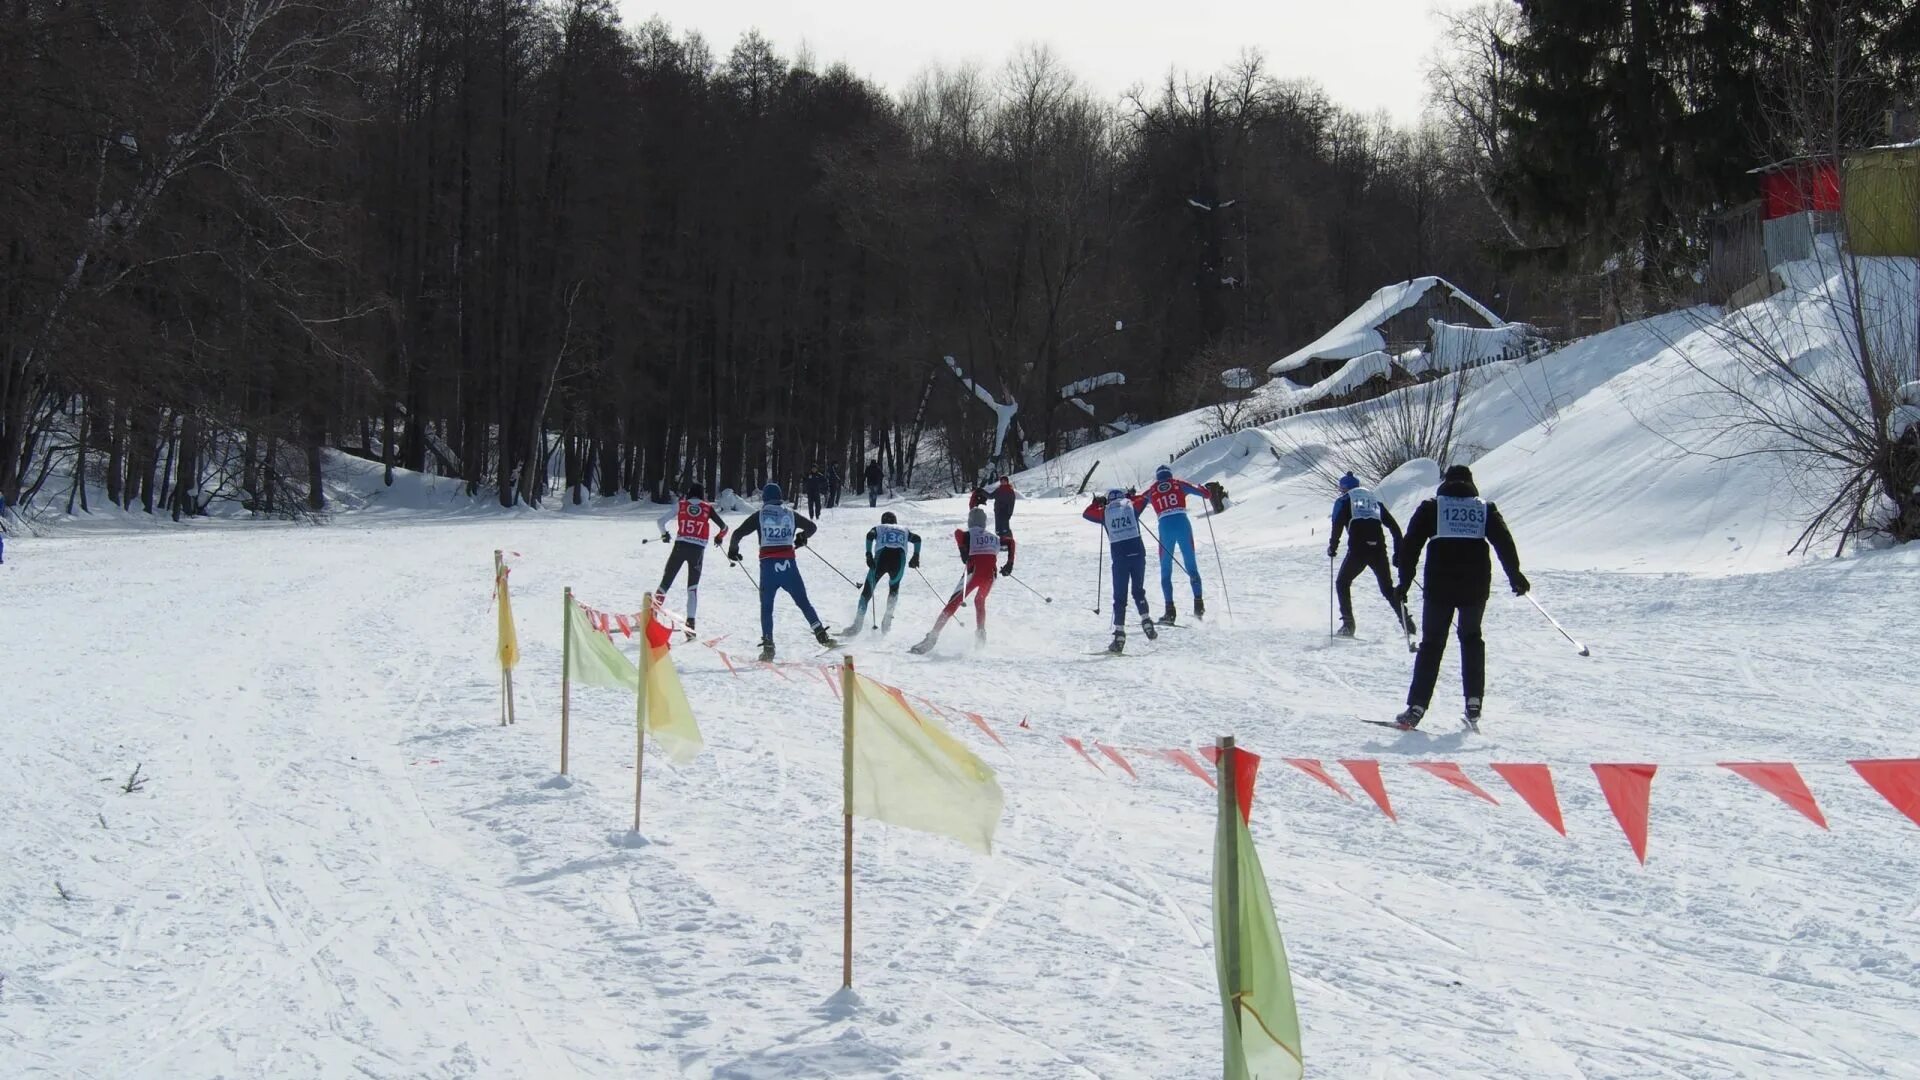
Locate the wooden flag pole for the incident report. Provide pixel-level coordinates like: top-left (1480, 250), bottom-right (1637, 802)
top-left (495, 551), bottom-right (513, 726)
top-left (1216, 734), bottom-right (1243, 1060)
top-left (841, 654), bottom-right (856, 990)
top-left (560, 587), bottom-right (573, 775)
top-left (633, 601), bottom-right (652, 834)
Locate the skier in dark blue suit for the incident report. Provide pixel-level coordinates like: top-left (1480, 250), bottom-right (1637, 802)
top-left (728, 483), bottom-right (834, 661)
top-left (1084, 488), bottom-right (1158, 654)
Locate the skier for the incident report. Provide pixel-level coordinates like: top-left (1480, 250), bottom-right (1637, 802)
top-left (845, 511), bottom-right (922, 638)
top-left (827, 463), bottom-right (842, 509)
top-left (727, 482), bottom-right (835, 661)
top-left (654, 483), bottom-right (729, 638)
top-left (990, 475), bottom-right (1017, 541)
top-left (1328, 471), bottom-right (1415, 638)
top-left (910, 507), bottom-right (1014, 653)
top-left (1085, 487), bottom-right (1158, 653)
top-left (1145, 464), bottom-right (1211, 623)
top-left (803, 467), bottom-right (827, 518)
top-left (864, 460), bottom-right (885, 507)
top-left (1391, 464), bottom-right (1529, 729)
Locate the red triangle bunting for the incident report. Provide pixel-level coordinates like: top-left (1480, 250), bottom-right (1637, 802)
top-left (1849, 759), bottom-right (1920, 829)
top-left (1719, 762), bottom-right (1827, 829)
top-left (1160, 748), bottom-right (1217, 789)
top-left (1490, 763), bottom-right (1566, 836)
top-left (964, 711), bottom-right (1007, 749)
top-left (1282, 758), bottom-right (1352, 801)
top-left (1409, 762), bottom-right (1499, 805)
top-left (1339, 759), bottom-right (1396, 821)
top-left (1062, 736), bottom-right (1104, 773)
top-left (1202, 745), bottom-right (1262, 824)
top-left (1096, 742), bottom-right (1137, 779)
top-left (1591, 763), bottom-right (1657, 863)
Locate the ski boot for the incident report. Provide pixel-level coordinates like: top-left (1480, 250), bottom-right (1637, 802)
top-left (1140, 616), bottom-right (1159, 642)
top-left (680, 616), bottom-right (698, 642)
top-left (841, 619), bottom-right (864, 641)
top-left (974, 626), bottom-right (988, 649)
top-left (1464, 698), bottom-right (1482, 732)
top-left (1193, 596), bottom-right (1205, 620)
top-left (1393, 704), bottom-right (1425, 730)
top-left (909, 632), bottom-right (939, 655)
top-left (757, 639), bottom-right (776, 663)
top-left (813, 624), bottom-right (836, 649)
top-left (1158, 602), bottom-right (1178, 626)
top-left (1335, 618), bottom-right (1356, 638)
top-left (1106, 629), bottom-right (1126, 655)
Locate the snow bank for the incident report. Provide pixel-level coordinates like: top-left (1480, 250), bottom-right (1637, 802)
top-left (1267, 276), bottom-right (1505, 377)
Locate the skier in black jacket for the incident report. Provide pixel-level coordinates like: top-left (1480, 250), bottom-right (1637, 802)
top-left (1391, 464), bottom-right (1529, 729)
top-left (1329, 471), bottom-right (1415, 637)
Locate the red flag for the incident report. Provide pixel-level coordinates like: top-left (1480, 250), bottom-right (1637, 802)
top-left (1719, 762), bottom-right (1827, 829)
top-left (1409, 762), bottom-right (1499, 806)
top-left (1096, 742), bottom-right (1138, 779)
top-left (1592, 763), bottom-right (1658, 863)
top-left (1339, 759), bottom-right (1396, 820)
top-left (1062, 736), bottom-right (1104, 773)
top-left (1282, 758), bottom-right (1353, 801)
top-left (1491, 763), bottom-right (1566, 835)
top-left (1849, 759), bottom-right (1920, 829)
top-left (644, 616), bottom-right (671, 649)
top-left (964, 712), bottom-right (1008, 749)
top-left (1202, 745), bottom-right (1262, 824)
top-left (1160, 749), bottom-right (1217, 789)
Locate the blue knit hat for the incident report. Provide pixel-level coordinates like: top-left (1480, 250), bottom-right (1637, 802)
top-left (1339, 472), bottom-right (1360, 491)
top-left (1155, 464), bottom-right (1173, 482)
top-left (763, 482), bottom-right (783, 504)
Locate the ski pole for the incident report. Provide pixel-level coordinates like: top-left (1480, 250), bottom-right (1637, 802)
top-left (805, 545), bottom-right (860, 588)
top-left (1138, 521), bottom-right (1197, 583)
top-left (1202, 508), bottom-right (1233, 624)
top-left (914, 566), bottom-right (967, 628)
top-left (1326, 551), bottom-right (1336, 638)
top-left (1005, 573), bottom-right (1052, 604)
top-left (1525, 593), bottom-right (1591, 656)
top-left (732, 558), bottom-right (761, 594)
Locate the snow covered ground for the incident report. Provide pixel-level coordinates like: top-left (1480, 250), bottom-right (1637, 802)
top-left (3, 477), bottom-right (1917, 1077)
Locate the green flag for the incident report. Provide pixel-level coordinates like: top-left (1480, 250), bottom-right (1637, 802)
top-left (1213, 751), bottom-right (1302, 1080)
top-left (567, 599), bottom-right (638, 691)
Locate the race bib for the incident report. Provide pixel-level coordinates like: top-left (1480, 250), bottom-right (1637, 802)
top-left (1347, 488), bottom-right (1382, 521)
top-left (874, 524), bottom-right (909, 551)
top-left (760, 506), bottom-right (797, 546)
top-left (676, 500), bottom-right (710, 541)
top-left (1150, 480), bottom-right (1187, 515)
top-left (1435, 496), bottom-right (1488, 539)
top-left (1103, 502), bottom-right (1142, 542)
top-left (968, 527), bottom-right (1002, 556)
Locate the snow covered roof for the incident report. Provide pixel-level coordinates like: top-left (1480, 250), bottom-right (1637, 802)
top-left (1267, 350), bottom-right (1396, 409)
top-left (1267, 276), bottom-right (1504, 378)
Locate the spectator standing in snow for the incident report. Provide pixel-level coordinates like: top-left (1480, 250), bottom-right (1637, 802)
top-left (827, 463), bottom-right (842, 509)
top-left (1084, 488), bottom-right (1158, 653)
top-left (1329, 471), bottom-right (1414, 638)
top-left (991, 475), bottom-right (1017, 540)
top-left (1391, 464), bottom-right (1529, 729)
top-left (803, 467), bottom-right (827, 518)
top-left (864, 460), bottom-right (885, 507)
top-left (910, 506), bottom-right (1014, 653)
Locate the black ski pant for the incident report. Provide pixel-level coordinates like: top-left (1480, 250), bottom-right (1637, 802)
top-left (1406, 587), bottom-right (1487, 709)
top-left (868, 484), bottom-right (882, 507)
top-left (656, 542), bottom-right (706, 620)
top-left (807, 492), bottom-right (824, 517)
top-left (1336, 543), bottom-right (1396, 624)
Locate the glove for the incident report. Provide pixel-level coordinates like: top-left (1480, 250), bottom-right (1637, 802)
top-left (1509, 570), bottom-right (1531, 596)
top-left (1394, 582), bottom-right (1410, 608)
top-left (1092, 495), bottom-right (1108, 508)
top-left (865, 554), bottom-right (874, 569)
top-left (795, 534), bottom-right (809, 548)
top-left (909, 554), bottom-right (920, 569)
top-left (727, 551), bottom-right (742, 564)
top-left (660, 532), bottom-right (673, 544)
top-left (1327, 541), bottom-right (1338, 558)
top-left (999, 564), bottom-right (1013, 577)
top-left (712, 530), bottom-right (727, 547)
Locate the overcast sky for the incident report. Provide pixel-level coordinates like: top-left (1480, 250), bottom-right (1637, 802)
top-left (614, 0), bottom-right (1475, 122)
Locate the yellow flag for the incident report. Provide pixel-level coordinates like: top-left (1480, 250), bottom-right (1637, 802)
top-left (847, 673), bottom-right (1003, 854)
top-left (495, 566), bottom-right (520, 670)
top-left (641, 636), bottom-right (703, 764)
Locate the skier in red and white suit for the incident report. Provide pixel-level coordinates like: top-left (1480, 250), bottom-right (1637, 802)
top-left (910, 507), bottom-right (1015, 653)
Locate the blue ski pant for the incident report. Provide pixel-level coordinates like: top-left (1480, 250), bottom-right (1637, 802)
top-left (1109, 538), bottom-right (1150, 627)
top-left (1156, 513), bottom-right (1203, 604)
top-left (760, 556), bottom-right (823, 641)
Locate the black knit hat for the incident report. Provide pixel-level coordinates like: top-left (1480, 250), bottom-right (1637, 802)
top-left (1443, 464), bottom-right (1474, 485)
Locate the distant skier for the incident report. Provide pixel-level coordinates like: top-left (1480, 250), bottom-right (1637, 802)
top-left (864, 460), bottom-right (885, 507)
top-left (803, 467), bottom-right (827, 518)
top-left (828, 463), bottom-right (842, 509)
top-left (845, 511), bottom-right (922, 638)
top-left (654, 483), bottom-right (729, 638)
top-left (1145, 464), bottom-right (1211, 623)
top-left (991, 475), bottom-right (1017, 540)
top-left (1085, 487), bottom-right (1158, 653)
top-left (1329, 471), bottom-right (1415, 638)
top-left (911, 507), bottom-right (1015, 654)
top-left (727, 482), bottom-right (835, 661)
top-left (1391, 464), bottom-right (1529, 729)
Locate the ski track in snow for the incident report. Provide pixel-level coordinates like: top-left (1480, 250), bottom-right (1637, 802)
top-left (2, 497), bottom-right (1917, 1079)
